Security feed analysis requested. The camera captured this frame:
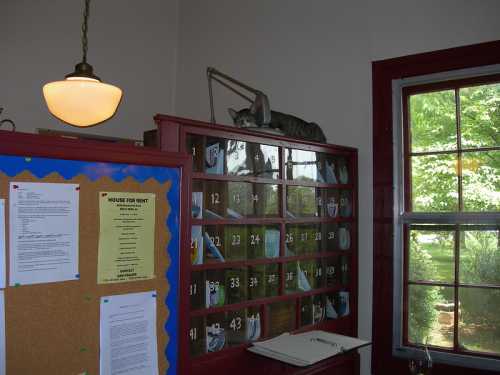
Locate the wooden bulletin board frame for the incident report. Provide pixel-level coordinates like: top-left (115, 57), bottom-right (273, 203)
top-left (0, 130), bottom-right (191, 375)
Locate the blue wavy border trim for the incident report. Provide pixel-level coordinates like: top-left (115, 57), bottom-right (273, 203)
top-left (0, 155), bottom-right (180, 375)
top-left (164, 169), bottom-right (180, 375)
top-left (0, 155), bottom-right (177, 183)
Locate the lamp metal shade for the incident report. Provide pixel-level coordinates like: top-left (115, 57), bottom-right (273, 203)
top-left (43, 77), bottom-right (122, 127)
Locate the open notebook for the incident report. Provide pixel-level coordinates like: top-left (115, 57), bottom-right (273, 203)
top-left (247, 330), bottom-right (370, 367)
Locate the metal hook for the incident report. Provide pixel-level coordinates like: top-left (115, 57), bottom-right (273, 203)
top-left (0, 108), bottom-right (16, 132)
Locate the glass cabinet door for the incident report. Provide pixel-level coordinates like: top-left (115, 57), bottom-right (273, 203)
top-left (226, 140), bottom-right (280, 179)
top-left (180, 127), bottom-right (356, 361)
top-left (322, 222), bottom-right (338, 252)
top-left (206, 313), bottom-right (226, 352)
top-left (225, 268), bottom-right (248, 304)
top-left (227, 182), bottom-right (253, 217)
top-left (205, 138), bottom-right (226, 175)
top-left (194, 180), bottom-right (280, 219)
top-left (189, 317), bottom-right (206, 356)
top-left (204, 181), bottom-right (226, 219)
top-left (248, 225), bottom-right (280, 259)
top-left (246, 306), bottom-right (261, 342)
top-left (206, 269), bottom-right (225, 308)
top-left (224, 226), bottom-right (247, 261)
top-left (204, 226), bottom-right (226, 263)
top-left (187, 134), bottom-right (204, 173)
top-left (286, 149), bottom-right (322, 182)
top-left (227, 309), bottom-right (248, 346)
top-left (265, 264), bottom-right (280, 297)
top-left (248, 265), bottom-right (266, 300)
top-left (323, 155), bottom-right (350, 184)
top-left (190, 271), bottom-right (205, 310)
top-left (300, 297), bottom-right (313, 326)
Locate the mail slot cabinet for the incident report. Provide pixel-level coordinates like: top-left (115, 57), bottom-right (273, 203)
top-left (155, 115), bottom-right (358, 374)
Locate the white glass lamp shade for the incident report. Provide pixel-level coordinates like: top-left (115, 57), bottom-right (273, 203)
top-left (43, 77), bottom-right (122, 127)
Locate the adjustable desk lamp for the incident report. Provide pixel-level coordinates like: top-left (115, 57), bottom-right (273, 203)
top-left (206, 67), bottom-right (271, 126)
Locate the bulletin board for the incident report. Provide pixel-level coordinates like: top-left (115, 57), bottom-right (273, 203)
top-left (0, 131), bottom-right (190, 375)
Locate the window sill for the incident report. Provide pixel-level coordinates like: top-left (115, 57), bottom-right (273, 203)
top-left (393, 344), bottom-right (500, 372)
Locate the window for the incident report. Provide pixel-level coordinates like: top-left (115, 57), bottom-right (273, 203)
top-left (393, 69), bottom-right (500, 370)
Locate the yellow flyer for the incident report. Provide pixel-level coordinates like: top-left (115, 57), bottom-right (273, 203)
top-left (97, 192), bottom-right (156, 283)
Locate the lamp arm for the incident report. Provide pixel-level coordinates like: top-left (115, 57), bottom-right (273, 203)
top-left (207, 67), bottom-right (271, 125)
top-left (210, 75), bottom-right (254, 104)
top-left (207, 67), bottom-right (264, 98)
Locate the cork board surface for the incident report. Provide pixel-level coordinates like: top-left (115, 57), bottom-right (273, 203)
top-left (0, 156), bottom-right (180, 375)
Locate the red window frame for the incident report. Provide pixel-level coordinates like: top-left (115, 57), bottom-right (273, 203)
top-left (372, 40), bottom-right (500, 375)
top-left (401, 75), bottom-right (500, 358)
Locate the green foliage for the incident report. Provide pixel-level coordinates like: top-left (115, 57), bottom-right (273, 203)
top-left (409, 230), bottom-right (454, 282)
top-left (408, 233), bottom-right (440, 344)
top-left (462, 151), bottom-right (500, 212)
top-left (460, 230), bottom-right (500, 328)
top-left (460, 83), bottom-right (500, 148)
top-left (412, 155), bottom-right (458, 212)
top-left (410, 90), bottom-right (456, 152)
top-left (409, 83), bottom-right (500, 213)
top-left (461, 230), bottom-right (500, 285)
top-left (408, 82), bottom-right (500, 351)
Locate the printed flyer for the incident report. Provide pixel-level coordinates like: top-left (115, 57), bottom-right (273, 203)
top-left (97, 192), bottom-right (156, 283)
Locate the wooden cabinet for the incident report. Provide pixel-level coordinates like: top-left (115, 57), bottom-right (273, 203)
top-left (153, 115), bottom-right (359, 375)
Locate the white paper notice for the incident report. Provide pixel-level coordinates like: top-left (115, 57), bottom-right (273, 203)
top-left (0, 200), bottom-right (5, 289)
top-left (9, 182), bottom-right (79, 286)
top-left (0, 291), bottom-right (5, 375)
top-left (100, 291), bottom-right (158, 375)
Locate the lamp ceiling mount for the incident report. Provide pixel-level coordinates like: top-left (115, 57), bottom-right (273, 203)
top-left (65, 62), bottom-right (100, 81)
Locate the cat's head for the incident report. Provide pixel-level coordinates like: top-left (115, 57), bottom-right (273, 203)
top-left (228, 108), bottom-right (257, 128)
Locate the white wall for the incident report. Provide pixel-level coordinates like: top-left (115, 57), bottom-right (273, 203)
top-left (2, 1), bottom-right (500, 374)
top-left (174, 1), bottom-right (500, 374)
top-left (1, 0), bottom-right (178, 140)
top-left (369, 0), bottom-right (500, 61)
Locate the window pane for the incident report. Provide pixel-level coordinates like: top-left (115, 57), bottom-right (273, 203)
top-left (409, 228), bottom-right (454, 283)
top-left (408, 285), bottom-right (454, 348)
top-left (460, 228), bottom-right (500, 285)
top-left (226, 141), bottom-right (280, 179)
top-left (285, 149), bottom-right (321, 182)
top-left (462, 151), bottom-right (500, 212)
top-left (459, 287), bottom-right (500, 355)
top-left (460, 83), bottom-right (500, 148)
top-left (409, 90), bottom-right (457, 153)
top-left (286, 186), bottom-right (319, 218)
top-left (411, 154), bottom-right (458, 212)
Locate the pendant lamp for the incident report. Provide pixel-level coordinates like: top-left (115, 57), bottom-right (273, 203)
top-left (43, 0), bottom-right (122, 127)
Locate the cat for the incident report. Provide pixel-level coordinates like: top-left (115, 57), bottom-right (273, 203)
top-left (228, 107), bottom-right (326, 143)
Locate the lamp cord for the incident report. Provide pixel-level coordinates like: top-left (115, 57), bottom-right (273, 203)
top-left (81, 0), bottom-right (90, 63)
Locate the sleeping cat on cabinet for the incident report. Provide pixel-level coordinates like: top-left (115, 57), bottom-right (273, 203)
top-left (228, 107), bottom-right (326, 143)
